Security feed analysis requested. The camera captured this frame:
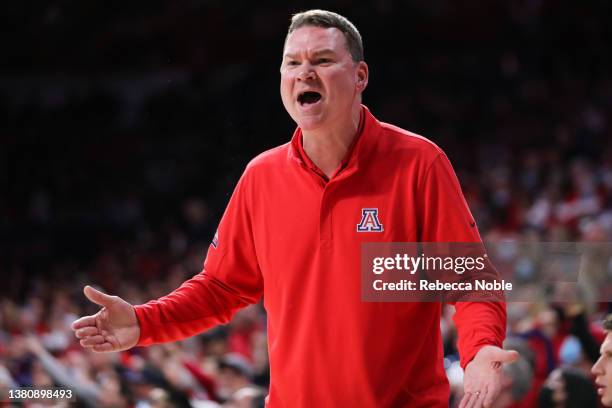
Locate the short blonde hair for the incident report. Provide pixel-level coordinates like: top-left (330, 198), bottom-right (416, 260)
top-left (286, 9), bottom-right (363, 62)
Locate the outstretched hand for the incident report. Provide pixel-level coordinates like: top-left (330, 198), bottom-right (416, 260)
top-left (71, 286), bottom-right (140, 353)
top-left (459, 345), bottom-right (519, 408)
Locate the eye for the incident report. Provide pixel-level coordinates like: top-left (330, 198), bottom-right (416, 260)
top-left (286, 60), bottom-right (299, 66)
top-left (317, 58), bottom-right (332, 64)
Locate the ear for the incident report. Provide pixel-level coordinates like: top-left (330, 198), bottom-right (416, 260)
top-left (355, 61), bottom-right (369, 93)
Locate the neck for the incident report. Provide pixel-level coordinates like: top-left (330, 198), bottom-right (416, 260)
top-left (302, 104), bottom-right (362, 179)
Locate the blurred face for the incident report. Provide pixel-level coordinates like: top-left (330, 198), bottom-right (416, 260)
top-left (544, 368), bottom-right (566, 405)
top-left (592, 333), bottom-right (612, 406)
top-left (280, 26), bottom-right (368, 131)
top-left (217, 368), bottom-right (250, 400)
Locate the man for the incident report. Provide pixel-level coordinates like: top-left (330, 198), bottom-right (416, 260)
top-left (592, 314), bottom-right (612, 406)
top-left (72, 9), bottom-right (517, 407)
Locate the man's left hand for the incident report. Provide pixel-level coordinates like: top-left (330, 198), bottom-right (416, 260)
top-left (459, 345), bottom-right (519, 408)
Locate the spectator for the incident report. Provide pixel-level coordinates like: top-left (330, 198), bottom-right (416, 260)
top-left (538, 367), bottom-right (598, 408)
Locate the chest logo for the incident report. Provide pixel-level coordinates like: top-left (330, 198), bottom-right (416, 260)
top-left (357, 208), bottom-right (384, 232)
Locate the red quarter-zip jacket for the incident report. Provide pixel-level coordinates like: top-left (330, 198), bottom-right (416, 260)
top-left (134, 106), bottom-right (506, 407)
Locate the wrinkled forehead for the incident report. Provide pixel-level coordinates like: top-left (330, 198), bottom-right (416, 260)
top-left (283, 26), bottom-right (349, 57)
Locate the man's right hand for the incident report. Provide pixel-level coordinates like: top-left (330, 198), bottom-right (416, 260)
top-left (71, 285), bottom-right (140, 352)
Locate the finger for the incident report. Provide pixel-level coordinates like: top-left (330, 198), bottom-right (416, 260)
top-left (483, 383), bottom-right (497, 408)
top-left (502, 350), bottom-right (519, 363)
top-left (490, 348), bottom-right (519, 364)
top-left (459, 392), bottom-right (476, 408)
top-left (475, 389), bottom-right (488, 408)
top-left (80, 335), bottom-right (106, 347)
top-left (84, 285), bottom-right (116, 307)
top-left (472, 395), bottom-right (481, 408)
top-left (71, 315), bottom-right (97, 330)
top-left (458, 394), bottom-right (467, 408)
top-left (75, 327), bottom-right (99, 339)
top-left (458, 391), bottom-right (469, 408)
top-left (464, 392), bottom-right (478, 408)
top-left (470, 393), bottom-right (480, 408)
top-left (472, 390), bottom-right (486, 408)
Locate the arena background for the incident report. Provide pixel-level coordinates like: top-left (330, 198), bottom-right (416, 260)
top-left (1, 1), bottom-right (612, 407)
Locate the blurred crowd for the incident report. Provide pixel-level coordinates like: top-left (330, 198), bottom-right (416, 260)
top-left (2, 0), bottom-right (612, 407)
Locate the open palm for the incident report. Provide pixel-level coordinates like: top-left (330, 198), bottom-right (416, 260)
top-left (459, 345), bottom-right (519, 408)
top-left (72, 286), bottom-right (140, 352)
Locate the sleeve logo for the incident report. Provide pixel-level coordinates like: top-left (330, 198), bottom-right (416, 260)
top-left (211, 230), bottom-right (219, 248)
top-left (356, 208), bottom-right (384, 232)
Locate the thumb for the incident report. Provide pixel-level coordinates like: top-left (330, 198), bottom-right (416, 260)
top-left (84, 285), bottom-right (116, 307)
top-left (493, 348), bottom-right (519, 364)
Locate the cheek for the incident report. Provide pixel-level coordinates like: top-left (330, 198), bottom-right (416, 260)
top-left (279, 77), bottom-right (294, 102)
top-left (280, 76), bottom-right (290, 91)
top-left (326, 71), bottom-right (357, 96)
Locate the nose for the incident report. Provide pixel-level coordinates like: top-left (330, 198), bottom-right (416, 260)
top-left (592, 358), bottom-right (603, 375)
top-left (297, 66), bottom-right (316, 81)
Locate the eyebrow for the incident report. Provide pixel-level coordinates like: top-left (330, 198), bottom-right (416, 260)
top-left (283, 49), bottom-right (337, 59)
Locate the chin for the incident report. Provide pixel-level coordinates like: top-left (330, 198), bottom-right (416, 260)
top-left (296, 117), bottom-right (326, 131)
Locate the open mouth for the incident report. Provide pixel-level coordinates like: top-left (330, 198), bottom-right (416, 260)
top-left (298, 91), bottom-right (322, 106)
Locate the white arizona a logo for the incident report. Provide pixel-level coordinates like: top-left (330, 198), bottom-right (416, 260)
top-left (356, 208), bottom-right (384, 232)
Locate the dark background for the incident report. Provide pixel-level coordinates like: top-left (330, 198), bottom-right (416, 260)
top-left (1, 1), bottom-right (611, 406)
top-left (3, 1), bottom-right (611, 294)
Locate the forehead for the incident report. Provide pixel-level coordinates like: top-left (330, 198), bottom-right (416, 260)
top-left (284, 26), bottom-right (349, 56)
top-left (602, 333), bottom-right (612, 353)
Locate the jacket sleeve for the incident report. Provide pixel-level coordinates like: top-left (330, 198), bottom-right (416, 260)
top-left (134, 169), bottom-right (263, 346)
top-left (418, 152), bottom-right (506, 368)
